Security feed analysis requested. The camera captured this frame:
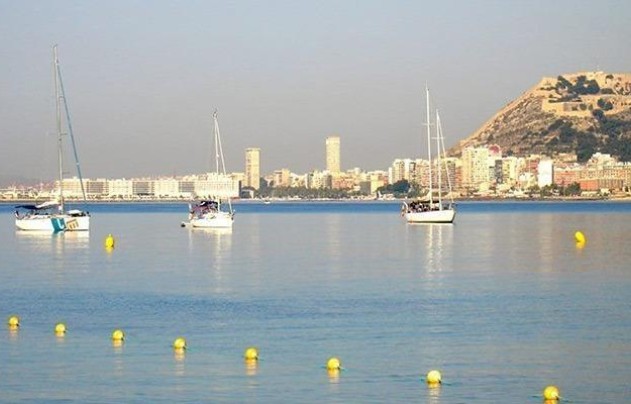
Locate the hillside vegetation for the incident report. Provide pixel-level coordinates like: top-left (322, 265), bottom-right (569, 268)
top-left (451, 71), bottom-right (631, 162)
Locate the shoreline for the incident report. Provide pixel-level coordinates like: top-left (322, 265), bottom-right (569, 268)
top-left (2, 195), bottom-right (629, 205)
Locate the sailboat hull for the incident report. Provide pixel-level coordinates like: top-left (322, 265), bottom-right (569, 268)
top-left (15, 214), bottom-right (90, 232)
top-left (188, 212), bottom-right (233, 228)
top-left (405, 208), bottom-right (456, 224)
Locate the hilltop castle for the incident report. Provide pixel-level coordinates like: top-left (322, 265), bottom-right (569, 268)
top-left (537, 71), bottom-right (631, 117)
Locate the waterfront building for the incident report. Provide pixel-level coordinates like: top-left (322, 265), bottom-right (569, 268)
top-left (326, 136), bottom-right (341, 174)
top-left (192, 172), bottom-right (239, 199)
top-left (306, 170), bottom-right (332, 189)
top-left (331, 173), bottom-right (354, 190)
top-left (107, 178), bottom-right (133, 198)
top-left (153, 177), bottom-right (180, 198)
top-left (178, 179), bottom-right (195, 198)
top-left (389, 158), bottom-right (418, 184)
top-left (498, 156), bottom-right (520, 187)
top-left (272, 169), bottom-right (291, 187)
top-left (245, 148), bottom-right (261, 190)
top-left (537, 159), bottom-right (554, 188)
top-left (389, 159), bottom-right (406, 184)
top-left (132, 179), bottom-right (154, 197)
top-left (439, 157), bottom-right (458, 192)
top-left (461, 147), bottom-right (491, 191)
top-left (86, 178), bottom-right (107, 196)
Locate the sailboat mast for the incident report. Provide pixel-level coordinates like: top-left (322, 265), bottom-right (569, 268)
top-left (435, 110), bottom-right (442, 208)
top-left (425, 85), bottom-right (433, 205)
top-left (213, 110), bottom-right (220, 175)
top-left (438, 110), bottom-right (455, 206)
top-left (53, 45), bottom-right (64, 212)
top-left (213, 109), bottom-right (233, 214)
top-left (55, 46), bottom-right (88, 207)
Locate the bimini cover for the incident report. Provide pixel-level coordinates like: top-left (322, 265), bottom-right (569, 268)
top-left (15, 201), bottom-right (59, 211)
top-left (15, 204), bottom-right (39, 210)
top-left (35, 200), bottom-right (60, 209)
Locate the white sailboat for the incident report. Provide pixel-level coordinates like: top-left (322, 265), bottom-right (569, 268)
top-left (181, 110), bottom-right (234, 229)
top-left (402, 86), bottom-right (456, 224)
top-left (15, 45), bottom-right (90, 232)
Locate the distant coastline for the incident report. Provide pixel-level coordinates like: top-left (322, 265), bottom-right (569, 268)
top-left (2, 195), bottom-right (627, 206)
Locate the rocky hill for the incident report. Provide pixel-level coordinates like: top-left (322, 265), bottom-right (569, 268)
top-left (450, 71), bottom-right (631, 162)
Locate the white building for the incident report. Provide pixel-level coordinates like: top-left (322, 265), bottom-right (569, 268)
top-left (537, 159), bottom-right (554, 188)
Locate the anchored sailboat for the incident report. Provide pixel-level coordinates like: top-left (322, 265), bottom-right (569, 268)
top-left (15, 45), bottom-right (90, 232)
top-left (402, 86), bottom-right (456, 224)
top-left (181, 110), bottom-right (234, 228)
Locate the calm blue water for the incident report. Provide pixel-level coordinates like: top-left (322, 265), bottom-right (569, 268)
top-left (1, 201), bottom-right (630, 403)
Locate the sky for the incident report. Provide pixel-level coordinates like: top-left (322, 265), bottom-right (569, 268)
top-left (1, 0), bottom-right (630, 183)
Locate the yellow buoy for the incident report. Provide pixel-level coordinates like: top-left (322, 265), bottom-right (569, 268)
top-left (111, 329), bottom-right (125, 341)
top-left (55, 322), bottom-right (66, 335)
top-left (7, 315), bottom-right (20, 327)
top-left (104, 234), bottom-right (115, 249)
top-left (543, 385), bottom-right (560, 400)
top-left (426, 370), bottom-right (442, 385)
top-left (244, 347), bottom-right (258, 361)
top-left (574, 231), bottom-right (585, 244)
top-left (173, 337), bottom-right (187, 350)
top-left (326, 357), bottom-right (341, 371)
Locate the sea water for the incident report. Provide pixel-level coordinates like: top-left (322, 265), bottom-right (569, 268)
top-left (1, 201), bottom-right (630, 403)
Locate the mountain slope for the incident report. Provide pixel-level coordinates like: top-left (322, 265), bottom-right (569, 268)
top-left (451, 71), bottom-right (631, 162)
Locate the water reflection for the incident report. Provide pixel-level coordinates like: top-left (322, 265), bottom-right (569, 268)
top-left (186, 227), bottom-right (233, 247)
top-left (535, 214), bottom-right (558, 272)
top-left (425, 224), bottom-right (449, 273)
top-left (324, 214), bottom-right (342, 260)
top-left (408, 224), bottom-right (453, 274)
top-left (244, 359), bottom-right (258, 376)
top-left (173, 349), bottom-right (186, 377)
top-left (426, 383), bottom-right (441, 404)
top-left (112, 340), bottom-right (125, 377)
top-left (327, 368), bottom-right (341, 384)
top-left (15, 230), bottom-right (90, 251)
top-left (186, 226), bottom-right (234, 294)
top-left (14, 231), bottom-right (90, 286)
top-left (8, 325), bottom-right (19, 341)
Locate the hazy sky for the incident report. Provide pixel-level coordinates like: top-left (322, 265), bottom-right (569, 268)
top-left (1, 0), bottom-right (630, 182)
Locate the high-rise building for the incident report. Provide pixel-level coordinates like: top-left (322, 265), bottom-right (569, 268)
top-left (245, 148), bottom-right (261, 190)
top-left (461, 146), bottom-right (491, 190)
top-left (325, 136), bottom-right (341, 174)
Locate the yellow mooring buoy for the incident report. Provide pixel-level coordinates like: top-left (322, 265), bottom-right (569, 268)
top-left (111, 329), bottom-right (125, 342)
top-left (55, 322), bottom-right (66, 335)
top-left (7, 315), bottom-right (20, 327)
top-left (543, 385), bottom-right (560, 401)
top-left (326, 357), bottom-right (341, 371)
top-left (574, 231), bottom-right (585, 244)
top-left (104, 234), bottom-right (115, 249)
top-left (244, 347), bottom-right (258, 361)
top-left (173, 337), bottom-right (187, 350)
top-left (426, 370), bottom-right (442, 385)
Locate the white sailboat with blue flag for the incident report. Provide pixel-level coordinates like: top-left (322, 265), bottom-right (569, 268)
top-left (15, 45), bottom-right (90, 232)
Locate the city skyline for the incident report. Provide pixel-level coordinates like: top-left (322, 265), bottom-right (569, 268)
top-left (2, 1), bottom-right (631, 183)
